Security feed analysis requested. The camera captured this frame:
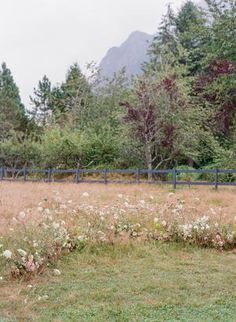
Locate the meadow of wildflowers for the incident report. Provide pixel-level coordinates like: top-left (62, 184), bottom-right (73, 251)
top-left (0, 183), bottom-right (235, 280)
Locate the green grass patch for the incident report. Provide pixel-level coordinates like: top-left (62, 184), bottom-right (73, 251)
top-left (0, 242), bottom-right (235, 321)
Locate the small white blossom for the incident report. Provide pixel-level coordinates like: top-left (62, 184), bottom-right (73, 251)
top-left (17, 249), bottom-right (27, 257)
top-left (161, 220), bottom-right (167, 227)
top-left (53, 269), bottom-right (61, 276)
top-left (3, 250), bottom-right (12, 259)
top-left (52, 222), bottom-right (60, 229)
top-left (44, 208), bottom-right (50, 215)
top-left (18, 211), bottom-right (26, 219)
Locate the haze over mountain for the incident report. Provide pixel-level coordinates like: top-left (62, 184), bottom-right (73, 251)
top-left (99, 31), bottom-right (154, 79)
top-left (99, 1), bottom-right (206, 79)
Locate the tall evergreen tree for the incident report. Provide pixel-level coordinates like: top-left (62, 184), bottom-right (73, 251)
top-left (60, 63), bottom-right (92, 128)
top-left (0, 62), bottom-right (27, 138)
top-left (175, 1), bottom-right (210, 74)
top-left (30, 75), bottom-right (53, 126)
top-left (147, 5), bottom-right (178, 71)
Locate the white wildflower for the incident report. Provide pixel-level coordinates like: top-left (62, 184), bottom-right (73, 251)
top-left (82, 192), bottom-right (89, 197)
top-left (33, 241), bottom-right (39, 248)
top-left (17, 249), bottom-right (27, 257)
top-left (161, 220), bottom-right (167, 227)
top-left (210, 208), bottom-right (217, 215)
top-left (38, 295), bottom-right (49, 301)
top-left (53, 269), bottom-right (61, 276)
top-left (78, 235), bottom-right (86, 241)
top-left (114, 214), bottom-right (119, 220)
top-left (52, 222), bottom-right (60, 229)
top-left (3, 250), bottom-right (12, 259)
top-left (44, 208), bottom-right (50, 215)
top-left (154, 218), bottom-right (159, 224)
top-left (18, 211), bottom-right (26, 219)
top-left (118, 194), bottom-right (123, 198)
top-left (37, 207), bottom-right (43, 212)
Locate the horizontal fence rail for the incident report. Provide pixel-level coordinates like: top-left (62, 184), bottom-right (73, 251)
top-left (0, 167), bottom-right (236, 189)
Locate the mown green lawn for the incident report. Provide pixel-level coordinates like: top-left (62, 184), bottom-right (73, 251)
top-left (0, 243), bottom-right (236, 322)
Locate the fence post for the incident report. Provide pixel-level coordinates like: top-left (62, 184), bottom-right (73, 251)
top-left (48, 169), bottom-right (52, 183)
top-left (104, 169), bottom-right (108, 184)
top-left (23, 167), bottom-right (27, 182)
top-left (0, 166), bottom-right (3, 180)
top-left (2, 166), bottom-right (5, 180)
top-left (76, 168), bottom-right (80, 183)
top-left (173, 168), bottom-right (177, 189)
top-left (136, 168), bottom-right (140, 184)
top-left (215, 169), bottom-right (219, 190)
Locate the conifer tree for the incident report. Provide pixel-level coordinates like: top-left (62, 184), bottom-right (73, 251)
top-left (30, 75), bottom-right (53, 126)
top-left (0, 62), bottom-right (27, 138)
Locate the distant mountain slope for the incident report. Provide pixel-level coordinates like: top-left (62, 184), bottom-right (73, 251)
top-left (99, 31), bottom-right (154, 79)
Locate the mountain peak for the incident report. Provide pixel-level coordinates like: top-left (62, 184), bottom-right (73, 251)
top-left (99, 31), bottom-right (154, 79)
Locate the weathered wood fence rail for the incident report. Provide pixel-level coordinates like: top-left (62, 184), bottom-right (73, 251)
top-left (0, 167), bottom-right (236, 189)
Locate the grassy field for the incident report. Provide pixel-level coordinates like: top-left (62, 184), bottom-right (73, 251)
top-left (0, 182), bottom-right (236, 321)
top-left (1, 243), bottom-right (236, 321)
top-left (0, 182), bottom-right (236, 233)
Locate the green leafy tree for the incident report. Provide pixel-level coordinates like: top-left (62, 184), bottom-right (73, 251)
top-left (0, 132), bottom-right (40, 168)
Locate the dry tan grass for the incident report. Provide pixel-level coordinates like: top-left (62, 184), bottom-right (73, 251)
top-left (0, 182), bottom-right (236, 235)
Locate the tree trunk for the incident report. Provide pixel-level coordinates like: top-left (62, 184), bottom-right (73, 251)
top-left (145, 143), bottom-right (153, 182)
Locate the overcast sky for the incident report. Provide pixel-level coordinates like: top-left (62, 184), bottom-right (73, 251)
top-left (0, 0), bottom-right (187, 107)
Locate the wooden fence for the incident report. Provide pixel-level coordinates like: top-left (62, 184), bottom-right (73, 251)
top-left (0, 167), bottom-right (236, 189)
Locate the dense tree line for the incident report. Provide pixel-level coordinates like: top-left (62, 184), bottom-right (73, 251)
top-left (0, 0), bottom-right (235, 173)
